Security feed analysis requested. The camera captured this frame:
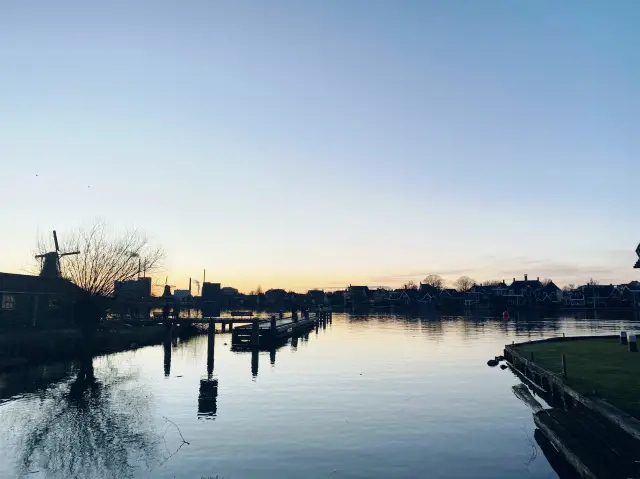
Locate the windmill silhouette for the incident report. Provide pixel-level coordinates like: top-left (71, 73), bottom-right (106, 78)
top-left (35, 230), bottom-right (80, 279)
top-left (635, 243), bottom-right (640, 269)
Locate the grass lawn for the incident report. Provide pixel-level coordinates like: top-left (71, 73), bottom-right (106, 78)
top-left (515, 338), bottom-right (640, 420)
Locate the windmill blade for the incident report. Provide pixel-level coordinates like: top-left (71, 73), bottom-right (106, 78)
top-left (53, 231), bottom-right (59, 252)
top-left (636, 242), bottom-right (640, 257)
top-left (35, 254), bottom-right (46, 259)
top-left (60, 251), bottom-right (80, 257)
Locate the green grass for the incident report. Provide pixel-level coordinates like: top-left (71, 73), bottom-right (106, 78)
top-left (515, 338), bottom-right (640, 420)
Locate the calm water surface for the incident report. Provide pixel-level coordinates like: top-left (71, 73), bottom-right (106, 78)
top-left (1, 312), bottom-right (639, 479)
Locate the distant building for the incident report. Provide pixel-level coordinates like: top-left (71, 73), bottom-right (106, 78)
top-left (173, 289), bottom-right (191, 301)
top-left (114, 277), bottom-right (151, 301)
top-left (345, 286), bottom-right (371, 305)
top-left (0, 272), bottom-right (84, 329)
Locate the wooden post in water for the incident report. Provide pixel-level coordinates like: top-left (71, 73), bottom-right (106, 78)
top-left (629, 334), bottom-right (638, 352)
top-left (163, 338), bottom-right (171, 377)
top-left (229, 323), bottom-right (233, 331)
top-left (270, 347), bottom-right (276, 365)
top-left (271, 316), bottom-right (277, 341)
top-left (221, 322), bottom-right (226, 333)
top-left (251, 318), bottom-right (260, 347)
top-left (561, 354), bottom-right (567, 377)
top-left (620, 331), bottom-right (628, 345)
top-left (207, 319), bottom-right (215, 375)
top-left (251, 348), bottom-right (259, 377)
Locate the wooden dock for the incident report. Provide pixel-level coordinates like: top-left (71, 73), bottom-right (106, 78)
top-left (505, 339), bottom-right (640, 479)
top-left (231, 311), bottom-right (329, 347)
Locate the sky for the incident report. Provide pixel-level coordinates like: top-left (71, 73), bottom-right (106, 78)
top-left (1, 1), bottom-right (639, 292)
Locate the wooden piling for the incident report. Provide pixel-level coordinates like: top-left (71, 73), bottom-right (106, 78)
top-left (271, 316), bottom-right (277, 340)
top-left (222, 322), bottom-right (226, 333)
top-left (207, 319), bottom-right (214, 375)
top-left (163, 339), bottom-right (171, 377)
top-left (629, 334), bottom-right (638, 352)
top-left (251, 318), bottom-right (260, 346)
top-left (620, 331), bottom-right (627, 345)
top-left (561, 354), bottom-right (567, 377)
top-left (251, 348), bottom-right (259, 377)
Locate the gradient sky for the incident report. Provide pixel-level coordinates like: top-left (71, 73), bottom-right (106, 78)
top-left (1, 1), bottom-right (639, 292)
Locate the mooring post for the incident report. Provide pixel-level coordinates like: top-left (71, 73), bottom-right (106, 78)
top-left (620, 331), bottom-right (628, 345)
top-left (207, 319), bottom-right (215, 375)
top-left (229, 322), bottom-right (233, 331)
top-left (271, 315), bottom-right (277, 340)
top-left (629, 334), bottom-right (638, 352)
top-left (561, 354), bottom-right (567, 377)
top-left (270, 347), bottom-right (276, 365)
top-left (222, 322), bottom-right (226, 333)
top-left (208, 319), bottom-right (215, 350)
top-left (251, 347), bottom-right (259, 377)
top-left (251, 317), bottom-right (260, 347)
top-left (163, 338), bottom-right (171, 377)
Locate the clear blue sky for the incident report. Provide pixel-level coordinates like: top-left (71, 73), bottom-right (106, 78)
top-left (1, 1), bottom-right (638, 291)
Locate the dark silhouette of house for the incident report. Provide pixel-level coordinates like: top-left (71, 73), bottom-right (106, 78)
top-left (0, 272), bottom-right (85, 329)
top-left (506, 275), bottom-right (544, 306)
top-left (346, 286), bottom-right (371, 306)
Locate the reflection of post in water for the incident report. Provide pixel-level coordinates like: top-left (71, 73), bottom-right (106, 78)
top-left (251, 348), bottom-right (259, 377)
top-left (163, 338), bottom-right (171, 377)
top-left (322, 318), bottom-right (327, 330)
top-left (291, 335), bottom-right (298, 349)
top-left (207, 319), bottom-right (215, 376)
top-left (270, 347), bottom-right (276, 365)
top-left (197, 378), bottom-right (218, 419)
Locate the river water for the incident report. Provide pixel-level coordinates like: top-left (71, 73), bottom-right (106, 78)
top-left (1, 312), bottom-right (639, 479)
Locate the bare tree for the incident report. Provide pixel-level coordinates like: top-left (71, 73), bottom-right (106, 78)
top-left (562, 284), bottom-right (576, 292)
top-left (454, 276), bottom-right (476, 292)
top-left (256, 285), bottom-right (264, 295)
top-left (586, 278), bottom-right (600, 286)
top-left (403, 280), bottom-right (418, 290)
top-left (422, 274), bottom-right (444, 290)
top-left (541, 278), bottom-right (553, 287)
top-left (36, 221), bottom-right (165, 296)
top-left (481, 280), bottom-right (503, 287)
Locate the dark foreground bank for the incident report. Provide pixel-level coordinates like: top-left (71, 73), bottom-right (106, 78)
top-left (0, 322), bottom-right (203, 372)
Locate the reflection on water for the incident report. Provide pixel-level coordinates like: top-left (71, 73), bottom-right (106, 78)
top-left (1, 354), bottom-right (159, 478)
top-left (0, 312), bottom-right (639, 479)
top-left (198, 379), bottom-right (218, 420)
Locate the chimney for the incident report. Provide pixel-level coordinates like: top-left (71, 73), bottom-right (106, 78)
top-left (524, 274), bottom-right (528, 281)
top-left (513, 278), bottom-right (516, 283)
top-left (537, 277), bottom-right (540, 281)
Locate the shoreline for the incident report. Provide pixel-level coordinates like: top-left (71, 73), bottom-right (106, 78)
top-left (0, 323), bottom-right (204, 373)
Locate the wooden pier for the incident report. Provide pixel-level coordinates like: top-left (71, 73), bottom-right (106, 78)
top-left (231, 310), bottom-right (331, 347)
top-left (155, 308), bottom-right (332, 378)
